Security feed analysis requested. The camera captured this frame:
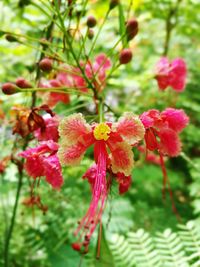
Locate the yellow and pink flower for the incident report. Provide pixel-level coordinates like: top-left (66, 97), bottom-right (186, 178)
top-left (58, 112), bottom-right (144, 251)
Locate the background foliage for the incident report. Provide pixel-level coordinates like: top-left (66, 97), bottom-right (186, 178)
top-left (0, 0), bottom-right (200, 266)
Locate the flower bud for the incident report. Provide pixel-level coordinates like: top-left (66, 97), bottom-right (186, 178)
top-left (39, 58), bottom-right (53, 72)
top-left (87, 29), bottom-right (94, 40)
top-left (71, 243), bottom-right (81, 251)
top-left (119, 48), bottom-right (133, 64)
top-left (126, 18), bottom-right (139, 41)
top-left (16, 77), bottom-right (32, 88)
top-left (109, 0), bottom-right (120, 9)
top-left (86, 16), bottom-right (97, 28)
top-left (2, 83), bottom-right (19, 95)
top-left (5, 34), bottom-right (18, 43)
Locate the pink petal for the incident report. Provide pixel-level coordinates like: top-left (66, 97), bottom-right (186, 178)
top-left (145, 128), bottom-right (159, 151)
top-left (110, 141), bottom-right (134, 176)
top-left (43, 154), bottom-right (63, 189)
top-left (159, 128), bottom-right (181, 157)
top-left (140, 109), bottom-right (160, 128)
top-left (58, 142), bottom-right (87, 166)
top-left (155, 57), bottom-right (170, 75)
top-left (59, 113), bottom-right (92, 145)
top-left (155, 57), bottom-right (170, 90)
top-left (95, 53), bottom-right (111, 70)
top-left (113, 112), bottom-right (144, 145)
top-left (169, 58), bottom-right (187, 92)
top-left (34, 115), bottom-right (59, 142)
top-left (82, 164), bottom-right (97, 186)
top-left (19, 141), bottom-right (59, 179)
top-left (161, 108), bottom-right (189, 133)
top-left (47, 92), bottom-right (70, 107)
top-left (24, 156), bottom-right (44, 178)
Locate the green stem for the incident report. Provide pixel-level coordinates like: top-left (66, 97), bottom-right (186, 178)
top-left (17, 87), bottom-right (93, 96)
top-left (99, 100), bottom-right (104, 123)
top-left (4, 167), bottom-right (23, 267)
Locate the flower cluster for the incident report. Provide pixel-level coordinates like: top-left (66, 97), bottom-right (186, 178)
top-left (20, 140), bottom-right (63, 189)
top-left (155, 57), bottom-right (187, 92)
top-left (140, 108), bottom-right (189, 157)
top-left (2, 51), bottom-right (189, 253)
top-left (39, 53), bottom-right (111, 107)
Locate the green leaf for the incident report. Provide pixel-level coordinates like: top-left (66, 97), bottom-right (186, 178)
top-left (94, 226), bottom-right (115, 267)
top-left (118, 3), bottom-right (128, 48)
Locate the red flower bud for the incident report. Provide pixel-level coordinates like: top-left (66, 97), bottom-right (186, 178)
top-left (109, 0), bottom-right (120, 9)
top-left (72, 243), bottom-right (81, 251)
top-left (87, 29), bottom-right (94, 40)
top-left (16, 77), bottom-right (32, 88)
top-left (39, 58), bottom-right (53, 72)
top-left (2, 83), bottom-right (19, 95)
top-left (87, 16), bottom-right (97, 28)
top-left (126, 18), bottom-right (139, 41)
top-left (119, 48), bottom-right (133, 64)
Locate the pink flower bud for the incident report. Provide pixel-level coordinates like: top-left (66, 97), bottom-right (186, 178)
top-left (16, 77), bottom-right (32, 88)
top-left (39, 58), bottom-right (53, 72)
top-left (86, 16), bottom-right (97, 28)
top-left (119, 48), bottom-right (133, 64)
top-left (2, 83), bottom-right (19, 95)
top-left (126, 18), bottom-right (139, 41)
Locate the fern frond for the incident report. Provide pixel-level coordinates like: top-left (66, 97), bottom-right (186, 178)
top-left (178, 221), bottom-right (200, 266)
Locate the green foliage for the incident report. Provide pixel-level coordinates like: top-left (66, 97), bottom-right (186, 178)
top-left (109, 220), bottom-right (200, 267)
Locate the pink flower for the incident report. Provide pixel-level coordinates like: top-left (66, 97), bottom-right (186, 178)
top-left (57, 53), bottom-right (111, 93)
top-left (19, 141), bottom-right (63, 189)
top-left (58, 112), bottom-right (144, 250)
top-left (140, 108), bottom-right (189, 157)
top-left (140, 108), bottom-right (189, 214)
top-left (39, 79), bottom-right (70, 108)
top-left (155, 57), bottom-right (187, 92)
top-left (34, 115), bottom-right (59, 142)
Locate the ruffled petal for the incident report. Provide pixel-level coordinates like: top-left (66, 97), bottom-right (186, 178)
top-left (42, 154), bottom-right (63, 189)
top-left (145, 128), bottom-right (159, 151)
top-left (113, 112), bottom-right (145, 145)
top-left (110, 142), bottom-right (134, 176)
top-left (24, 156), bottom-right (44, 178)
top-left (155, 57), bottom-right (170, 90)
top-left (58, 142), bottom-right (87, 166)
top-left (34, 115), bottom-right (59, 142)
top-left (59, 113), bottom-right (92, 145)
top-left (159, 128), bottom-right (181, 157)
top-left (169, 58), bottom-right (187, 92)
top-left (161, 108), bottom-right (189, 133)
top-left (140, 109), bottom-right (160, 128)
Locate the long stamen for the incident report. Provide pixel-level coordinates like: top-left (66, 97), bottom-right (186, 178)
top-left (73, 142), bottom-right (107, 250)
top-left (159, 153), bottom-right (180, 220)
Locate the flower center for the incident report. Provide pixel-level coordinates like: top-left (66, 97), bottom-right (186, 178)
top-left (93, 123), bottom-right (111, 141)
